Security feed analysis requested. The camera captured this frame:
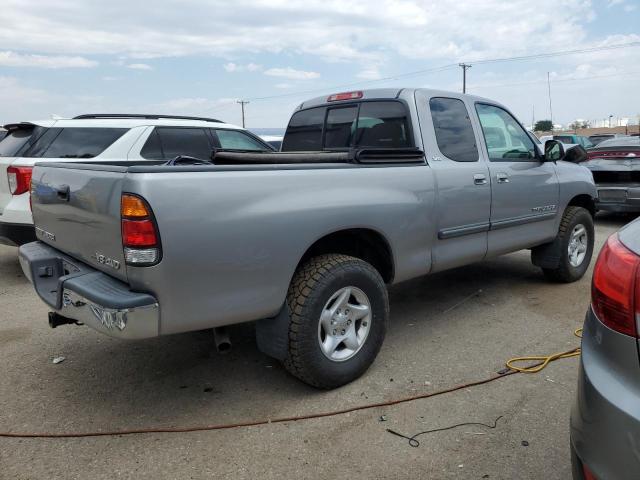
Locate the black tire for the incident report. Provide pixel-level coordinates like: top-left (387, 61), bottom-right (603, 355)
top-left (284, 254), bottom-right (388, 389)
top-left (543, 206), bottom-right (594, 283)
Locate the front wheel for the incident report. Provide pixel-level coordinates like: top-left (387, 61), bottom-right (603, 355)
top-left (542, 206), bottom-right (594, 283)
top-left (284, 254), bottom-right (388, 389)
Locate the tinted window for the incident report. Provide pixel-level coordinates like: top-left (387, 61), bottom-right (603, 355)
top-left (356, 102), bottom-right (410, 148)
top-left (554, 136), bottom-right (575, 144)
top-left (0, 127), bottom-right (41, 157)
top-left (429, 97), bottom-right (478, 162)
top-left (20, 128), bottom-right (63, 157)
top-left (476, 104), bottom-right (536, 161)
top-left (140, 129), bottom-right (164, 159)
top-left (325, 106), bottom-right (357, 149)
top-left (36, 128), bottom-right (128, 158)
top-left (215, 129), bottom-right (269, 151)
top-left (156, 127), bottom-right (212, 160)
top-left (282, 107), bottom-right (325, 151)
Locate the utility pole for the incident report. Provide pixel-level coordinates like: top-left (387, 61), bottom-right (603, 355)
top-left (459, 63), bottom-right (472, 93)
top-left (237, 100), bottom-right (249, 128)
top-left (547, 72), bottom-right (553, 129)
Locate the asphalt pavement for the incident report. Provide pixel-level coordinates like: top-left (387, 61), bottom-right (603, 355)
top-left (0, 214), bottom-right (633, 479)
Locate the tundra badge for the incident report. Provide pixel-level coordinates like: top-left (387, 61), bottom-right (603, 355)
top-left (92, 253), bottom-right (121, 270)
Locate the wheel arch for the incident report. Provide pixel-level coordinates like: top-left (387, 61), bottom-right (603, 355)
top-left (295, 228), bottom-right (395, 284)
top-left (567, 194), bottom-right (596, 217)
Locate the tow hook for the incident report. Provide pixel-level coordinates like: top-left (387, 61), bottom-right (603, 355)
top-left (48, 312), bottom-right (83, 329)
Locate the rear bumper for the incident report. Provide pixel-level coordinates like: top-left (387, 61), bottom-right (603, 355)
top-left (0, 221), bottom-right (36, 246)
top-left (595, 185), bottom-right (640, 212)
top-left (570, 309), bottom-right (640, 479)
top-left (18, 241), bottom-right (159, 339)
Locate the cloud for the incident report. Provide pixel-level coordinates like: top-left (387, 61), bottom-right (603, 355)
top-left (264, 67), bottom-right (320, 80)
top-left (127, 63), bottom-right (152, 70)
top-left (274, 83), bottom-right (294, 89)
top-left (0, 51), bottom-right (97, 68)
top-left (223, 62), bottom-right (262, 72)
top-left (357, 67), bottom-right (382, 80)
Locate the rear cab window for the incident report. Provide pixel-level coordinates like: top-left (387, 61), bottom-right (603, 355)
top-left (429, 97), bottom-right (478, 162)
top-left (282, 100), bottom-right (412, 152)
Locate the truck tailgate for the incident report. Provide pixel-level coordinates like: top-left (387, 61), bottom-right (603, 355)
top-left (30, 163), bottom-right (128, 282)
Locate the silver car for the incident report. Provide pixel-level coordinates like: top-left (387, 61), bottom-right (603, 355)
top-left (571, 217), bottom-right (640, 479)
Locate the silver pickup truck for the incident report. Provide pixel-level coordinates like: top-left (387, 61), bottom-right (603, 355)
top-left (19, 88), bottom-right (597, 389)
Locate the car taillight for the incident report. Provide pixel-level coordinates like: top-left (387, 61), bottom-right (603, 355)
top-left (587, 150), bottom-right (638, 160)
top-left (7, 166), bottom-right (33, 195)
top-left (591, 234), bottom-right (640, 337)
top-left (121, 194), bottom-right (161, 266)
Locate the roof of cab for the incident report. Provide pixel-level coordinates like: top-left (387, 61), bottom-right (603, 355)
top-left (295, 87), bottom-right (503, 111)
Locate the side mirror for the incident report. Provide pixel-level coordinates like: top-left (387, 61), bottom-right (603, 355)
top-left (564, 144), bottom-right (588, 163)
top-left (544, 140), bottom-right (564, 162)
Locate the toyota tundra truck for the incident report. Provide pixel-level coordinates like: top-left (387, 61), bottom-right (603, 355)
top-left (19, 88), bottom-right (597, 389)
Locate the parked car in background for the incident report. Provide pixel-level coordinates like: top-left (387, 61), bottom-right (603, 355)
top-left (539, 134), bottom-right (553, 144)
top-left (259, 134), bottom-right (284, 151)
top-left (588, 133), bottom-right (627, 146)
top-left (571, 217), bottom-right (640, 480)
top-left (554, 134), bottom-right (594, 149)
top-left (0, 114), bottom-right (273, 246)
top-left (19, 88), bottom-right (597, 389)
top-left (582, 136), bottom-right (640, 212)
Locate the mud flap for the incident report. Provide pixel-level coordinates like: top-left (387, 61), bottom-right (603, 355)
top-left (531, 238), bottom-right (562, 269)
top-left (255, 304), bottom-right (291, 361)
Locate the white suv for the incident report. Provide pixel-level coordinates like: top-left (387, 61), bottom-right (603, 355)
top-left (0, 114), bottom-right (273, 246)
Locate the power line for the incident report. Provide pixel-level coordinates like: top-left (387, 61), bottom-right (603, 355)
top-left (204, 41), bottom-right (640, 117)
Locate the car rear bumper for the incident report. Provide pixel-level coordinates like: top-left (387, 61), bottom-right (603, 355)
top-left (570, 309), bottom-right (640, 479)
top-left (0, 221), bottom-right (36, 246)
top-left (18, 241), bottom-right (159, 339)
top-left (595, 185), bottom-right (640, 212)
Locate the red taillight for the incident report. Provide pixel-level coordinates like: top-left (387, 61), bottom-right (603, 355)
top-left (122, 219), bottom-right (157, 247)
top-left (120, 194), bottom-right (161, 265)
top-left (591, 234), bottom-right (640, 337)
top-left (582, 464), bottom-right (598, 480)
top-left (327, 91), bottom-right (363, 102)
top-left (587, 150), bottom-right (638, 160)
top-left (7, 166), bottom-right (33, 195)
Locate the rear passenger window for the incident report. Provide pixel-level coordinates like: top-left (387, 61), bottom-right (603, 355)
top-left (356, 102), bottom-right (411, 148)
top-left (140, 129), bottom-right (164, 159)
top-left (325, 106), bottom-right (357, 149)
top-left (429, 97), bottom-right (478, 162)
top-left (282, 107), bottom-right (326, 151)
top-left (155, 127), bottom-right (212, 160)
top-left (36, 128), bottom-right (128, 158)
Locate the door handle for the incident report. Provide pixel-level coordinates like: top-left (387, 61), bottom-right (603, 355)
top-left (496, 173), bottom-right (510, 183)
top-left (473, 174), bottom-right (487, 185)
top-left (55, 185), bottom-right (70, 201)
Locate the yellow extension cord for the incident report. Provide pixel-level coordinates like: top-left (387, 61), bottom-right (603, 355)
top-left (505, 328), bottom-right (583, 373)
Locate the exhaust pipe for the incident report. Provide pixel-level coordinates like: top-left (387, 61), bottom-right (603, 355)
top-left (48, 312), bottom-right (81, 329)
top-left (213, 327), bottom-right (232, 354)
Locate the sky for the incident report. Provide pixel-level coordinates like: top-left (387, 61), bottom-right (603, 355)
top-left (0, 0), bottom-right (638, 129)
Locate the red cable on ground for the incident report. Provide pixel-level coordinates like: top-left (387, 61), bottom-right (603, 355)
top-left (0, 369), bottom-right (519, 439)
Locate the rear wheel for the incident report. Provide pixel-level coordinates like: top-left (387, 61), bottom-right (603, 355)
top-left (543, 206), bottom-right (594, 283)
top-left (284, 254), bottom-right (388, 389)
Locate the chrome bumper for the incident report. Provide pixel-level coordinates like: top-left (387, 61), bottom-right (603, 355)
top-left (19, 241), bottom-right (160, 339)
